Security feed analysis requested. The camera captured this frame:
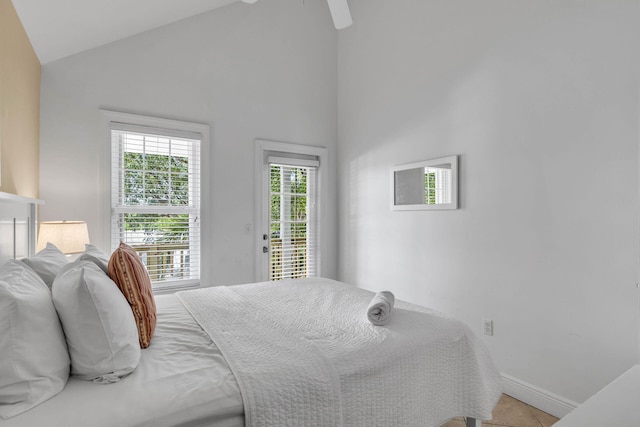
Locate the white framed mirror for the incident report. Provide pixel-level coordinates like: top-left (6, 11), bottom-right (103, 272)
top-left (391, 155), bottom-right (458, 210)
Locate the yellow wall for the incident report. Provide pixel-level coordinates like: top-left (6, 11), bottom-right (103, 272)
top-left (0, 0), bottom-right (40, 198)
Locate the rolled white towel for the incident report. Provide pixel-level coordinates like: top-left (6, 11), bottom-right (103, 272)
top-left (367, 291), bottom-right (395, 326)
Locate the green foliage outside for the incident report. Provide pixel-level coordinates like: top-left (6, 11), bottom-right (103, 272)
top-left (425, 172), bottom-right (436, 204)
top-left (270, 166), bottom-right (308, 239)
top-left (123, 152), bottom-right (190, 244)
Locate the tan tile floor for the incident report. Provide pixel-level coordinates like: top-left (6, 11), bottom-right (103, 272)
top-left (441, 394), bottom-right (559, 427)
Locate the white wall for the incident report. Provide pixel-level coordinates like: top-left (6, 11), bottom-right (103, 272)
top-left (39, 0), bottom-right (338, 285)
top-left (40, 0), bottom-right (640, 412)
top-left (337, 0), bottom-right (639, 408)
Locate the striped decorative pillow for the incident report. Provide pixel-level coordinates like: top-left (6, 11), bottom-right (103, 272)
top-left (107, 242), bottom-right (156, 348)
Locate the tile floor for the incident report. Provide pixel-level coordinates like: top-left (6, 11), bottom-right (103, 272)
top-left (441, 394), bottom-right (559, 427)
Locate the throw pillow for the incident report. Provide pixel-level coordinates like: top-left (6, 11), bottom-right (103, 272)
top-left (108, 242), bottom-right (157, 348)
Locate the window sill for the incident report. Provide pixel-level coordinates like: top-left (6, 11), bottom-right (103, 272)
top-left (152, 280), bottom-right (201, 295)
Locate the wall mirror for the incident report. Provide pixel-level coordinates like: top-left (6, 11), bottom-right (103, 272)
top-left (391, 155), bottom-right (458, 210)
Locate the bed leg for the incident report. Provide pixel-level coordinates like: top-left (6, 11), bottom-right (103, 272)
top-left (466, 417), bottom-right (481, 427)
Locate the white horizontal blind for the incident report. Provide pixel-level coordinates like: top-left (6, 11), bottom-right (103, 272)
top-left (268, 161), bottom-right (318, 281)
top-left (111, 126), bottom-right (201, 288)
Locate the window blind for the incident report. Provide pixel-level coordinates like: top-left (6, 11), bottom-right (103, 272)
top-left (111, 126), bottom-right (201, 288)
top-left (268, 161), bottom-right (318, 281)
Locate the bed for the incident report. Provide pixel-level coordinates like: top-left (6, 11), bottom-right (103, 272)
top-left (0, 192), bottom-right (41, 261)
top-left (0, 193), bottom-right (502, 427)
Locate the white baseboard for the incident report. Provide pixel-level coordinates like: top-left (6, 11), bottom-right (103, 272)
top-left (502, 373), bottom-right (579, 418)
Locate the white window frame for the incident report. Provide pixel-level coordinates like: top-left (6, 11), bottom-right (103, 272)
top-left (254, 140), bottom-right (328, 282)
top-left (101, 110), bottom-right (211, 292)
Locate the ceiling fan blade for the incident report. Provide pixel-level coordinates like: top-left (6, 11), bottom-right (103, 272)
top-left (326, 0), bottom-right (353, 29)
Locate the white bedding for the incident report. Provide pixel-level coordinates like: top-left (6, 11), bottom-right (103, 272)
top-left (178, 278), bottom-right (503, 427)
top-left (4, 295), bottom-right (244, 427)
top-left (6, 278), bottom-right (501, 427)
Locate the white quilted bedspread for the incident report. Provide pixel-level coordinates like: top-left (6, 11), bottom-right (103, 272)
top-left (177, 278), bottom-right (501, 427)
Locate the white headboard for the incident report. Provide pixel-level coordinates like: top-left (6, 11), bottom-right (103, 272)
top-left (0, 192), bottom-right (44, 264)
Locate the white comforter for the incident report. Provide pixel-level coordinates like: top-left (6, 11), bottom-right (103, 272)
top-left (178, 278), bottom-right (502, 427)
top-left (4, 295), bottom-right (244, 427)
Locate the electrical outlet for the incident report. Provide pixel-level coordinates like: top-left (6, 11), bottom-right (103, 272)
top-left (483, 319), bottom-right (493, 336)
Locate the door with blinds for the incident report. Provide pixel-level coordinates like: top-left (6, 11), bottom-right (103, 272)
top-left (265, 157), bottom-right (318, 281)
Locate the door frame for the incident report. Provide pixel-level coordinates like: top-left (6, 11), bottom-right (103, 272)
top-left (254, 139), bottom-right (328, 282)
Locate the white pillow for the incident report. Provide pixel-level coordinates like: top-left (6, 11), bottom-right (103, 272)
top-left (52, 261), bottom-right (140, 383)
top-left (21, 242), bottom-right (68, 288)
top-left (77, 243), bottom-right (110, 274)
top-left (0, 260), bottom-right (70, 420)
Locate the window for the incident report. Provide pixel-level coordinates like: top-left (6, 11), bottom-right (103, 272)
top-left (107, 113), bottom-right (205, 289)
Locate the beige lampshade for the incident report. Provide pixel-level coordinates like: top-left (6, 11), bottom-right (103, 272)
top-left (37, 221), bottom-right (90, 254)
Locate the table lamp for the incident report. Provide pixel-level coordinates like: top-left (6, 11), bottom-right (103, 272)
top-left (36, 220), bottom-right (90, 254)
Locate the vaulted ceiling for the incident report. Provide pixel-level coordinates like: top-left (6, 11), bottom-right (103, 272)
top-left (12, 0), bottom-right (239, 64)
top-left (12, 0), bottom-right (352, 65)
